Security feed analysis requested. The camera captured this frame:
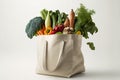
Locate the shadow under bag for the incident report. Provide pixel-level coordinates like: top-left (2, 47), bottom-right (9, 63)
top-left (36, 34), bottom-right (85, 77)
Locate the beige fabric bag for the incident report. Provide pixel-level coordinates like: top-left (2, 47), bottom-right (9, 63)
top-left (36, 34), bottom-right (85, 77)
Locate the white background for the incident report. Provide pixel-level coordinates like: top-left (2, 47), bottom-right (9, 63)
top-left (0, 0), bottom-right (120, 80)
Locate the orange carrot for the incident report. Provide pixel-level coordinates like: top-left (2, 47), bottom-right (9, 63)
top-left (37, 26), bottom-right (45, 35)
top-left (69, 9), bottom-right (75, 28)
top-left (64, 17), bottom-right (70, 27)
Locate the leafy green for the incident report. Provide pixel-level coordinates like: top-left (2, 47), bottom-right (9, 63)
top-left (75, 4), bottom-right (98, 39)
top-left (50, 10), bottom-right (68, 27)
top-left (25, 17), bottom-right (44, 39)
top-left (87, 42), bottom-right (95, 50)
top-left (60, 12), bottom-right (68, 23)
top-left (40, 9), bottom-right (48, 20)
top-left (49, 11), bottom-right (57, 28)
top-left (56, 10), bottom-right (68, 25)
top-left (75, 4), bottom-right (98, 50)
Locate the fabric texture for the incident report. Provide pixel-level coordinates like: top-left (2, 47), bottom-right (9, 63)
top-left (36, 34), bottom-right (85, 77)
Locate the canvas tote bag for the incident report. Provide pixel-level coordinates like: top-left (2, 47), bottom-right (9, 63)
top-left (36, 34), bottom-right (85, 77)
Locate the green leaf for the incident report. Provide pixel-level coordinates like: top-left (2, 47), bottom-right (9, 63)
top-left (87, 42), bottom-right (95, 50)
top-left (75, 4), bottom-right (98, 38)
top-left (57, 11), bottom-right (68, 25)
top-left (75, 4), bottom-right (98, 50)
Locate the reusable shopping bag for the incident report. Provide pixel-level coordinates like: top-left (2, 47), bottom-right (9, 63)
top-left (36, 34), bottom-right (85, 77)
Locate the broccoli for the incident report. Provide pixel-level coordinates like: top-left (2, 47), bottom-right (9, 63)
top-left (25, 17), bottom-right (44, 39)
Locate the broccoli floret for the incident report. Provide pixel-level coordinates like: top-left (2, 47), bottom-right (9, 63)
top-left (25, 17), bottom-right (44, 39)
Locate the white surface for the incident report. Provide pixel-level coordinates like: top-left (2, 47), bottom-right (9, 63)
top-left (0, 53), bottom-right (120, 80)
top-left (0, 0), bottom-right (120, 80)
top-left (0, 52), bottom-right (120, 80)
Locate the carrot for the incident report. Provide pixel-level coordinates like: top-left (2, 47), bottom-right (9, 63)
top-left (37, 26), bottom-right (45, 35)
top-left (69, 9), bottom-right (75, 28)
top-left (64, 17), bottom-right (70, 27)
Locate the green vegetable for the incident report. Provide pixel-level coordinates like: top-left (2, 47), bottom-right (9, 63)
top-left (40, 9), bottom-right (48, 20)
top-left (61, 12), bottom-right (68, 23)
top-left (50, 11), bottom-right (58, 28)
top-left (75, 4), bottom-right (98, 39)
top-left (25, 17), bottom-right (44, 39)
top-left (87, 42), bottom-right (95, 50)
top-left (56, 32), bottom-right (62, 34)
top-left (45, 11), bottom-right (51, 28)
top-left (56, 10), bottom-right (68, 25)
top-left (75, 4), bottom-right (98, 50)
top-left (56, 10), bottom-right (62, 25)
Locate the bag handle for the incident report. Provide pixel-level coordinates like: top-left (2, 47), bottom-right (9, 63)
top-left (43, 40), bottom-right (65, 72)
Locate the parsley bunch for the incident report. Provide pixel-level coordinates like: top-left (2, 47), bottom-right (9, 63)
top-left (75, 4), bottom-right (98, 50)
